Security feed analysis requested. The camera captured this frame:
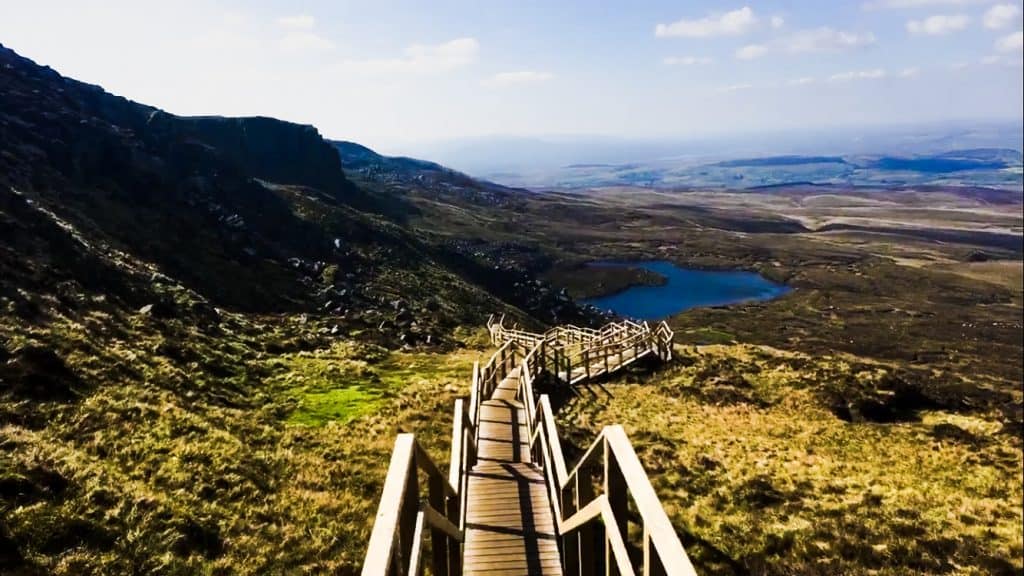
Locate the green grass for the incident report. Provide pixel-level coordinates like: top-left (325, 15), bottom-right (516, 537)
top-left (270, 340), bottom-right (477, 426)
top-left (265, 342), bottom-right (389, 426)
top-left (288, 387), bottom-right (384, 426)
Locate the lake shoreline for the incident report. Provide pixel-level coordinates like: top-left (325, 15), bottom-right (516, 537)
top-left (580, 260), bottom-right (791, 320)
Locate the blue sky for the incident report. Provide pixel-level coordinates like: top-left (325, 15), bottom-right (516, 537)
top-left (1, 0), bottom-right (1021, 153)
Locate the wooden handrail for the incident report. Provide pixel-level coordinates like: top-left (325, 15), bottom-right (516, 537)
top-left (366, 315), bottom-right (681, 576)
top-left (362, 434), bottom-right (463, 576)
top-left (528, 399), bottom-right (697, 576)
top-left (502, 314), bottom-right (691, 576)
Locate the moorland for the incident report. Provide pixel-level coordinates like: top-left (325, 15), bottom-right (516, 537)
top-left (1, 42), bottom-right (1022, 575)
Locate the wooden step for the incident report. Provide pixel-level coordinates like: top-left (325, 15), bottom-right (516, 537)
top-left (464, 370), bottom-right (562, 576)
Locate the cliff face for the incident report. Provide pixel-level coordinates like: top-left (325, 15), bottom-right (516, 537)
top-left (147, 114), bottom-right (350, 193)
top-left (0, 44), bottom-right (352, 197)
top-left (0, 44), bottom-right (373, 312)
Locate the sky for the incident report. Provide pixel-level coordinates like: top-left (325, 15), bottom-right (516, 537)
top-left (1, 0), bottom-right (1022, 154)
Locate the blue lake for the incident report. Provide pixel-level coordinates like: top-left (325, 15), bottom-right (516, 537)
top-left (581, 260), bottom-right (790, 320)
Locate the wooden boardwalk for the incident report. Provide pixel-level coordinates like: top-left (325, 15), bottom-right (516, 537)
top-left (362, 317), bottom-right (695, 576)
top-left (463, 367), bottom-right (563, 575)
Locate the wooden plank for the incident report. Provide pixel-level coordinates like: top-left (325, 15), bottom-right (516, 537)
top-left (362, 434), bottom-right (415, 576)
top-left (449, 399), bottom-right (466, 491)
top-left (603, 426), bottom-right (697, 576)
top-left (407, 511), bottom-right (427, 576)
top-left (464, 364), bottom-right (564, 576)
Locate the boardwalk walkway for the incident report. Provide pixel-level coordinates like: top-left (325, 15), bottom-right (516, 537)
top-left (463, 367), bottom-right (562, 575)
top-left (362, 316), bottom-right (696, 576)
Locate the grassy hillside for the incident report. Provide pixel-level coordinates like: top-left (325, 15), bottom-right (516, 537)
top-left (0, 42), bottom-right (591, 574)
top-left (558, 346), bottom-right (1023, 574)
top-left (1, 300), bottom-right (486, 573)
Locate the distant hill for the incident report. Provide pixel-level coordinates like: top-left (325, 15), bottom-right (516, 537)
top-left (334, 140), bottom-right (448, 173)
top-left (936, 148), bottom-right (1023, 163)
top-left (473, 147), bottom-right (1023, 190)
top-left (332, 140), bottom-right (523, 207)
top-left (714, 155), bottom-right (848, 167)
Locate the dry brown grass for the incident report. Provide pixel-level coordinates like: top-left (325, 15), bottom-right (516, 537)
top-left (557, 345), bottom-right (1023, 575)
top-left (1, 307), bottom-right (488, 575)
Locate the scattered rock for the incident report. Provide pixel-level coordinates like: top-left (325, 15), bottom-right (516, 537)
top-left (137, 302), bottom-right (174, 318)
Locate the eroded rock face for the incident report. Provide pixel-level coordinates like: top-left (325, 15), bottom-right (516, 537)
top-left (145, 114), bottom-right (350, 194)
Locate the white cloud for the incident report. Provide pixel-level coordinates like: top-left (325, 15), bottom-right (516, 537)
top-left (275, 14), bottom-right (334, 52)
top-left (406, 38), bottom-right (479, 69)
top-left (900, 66), bottom-right (921, 77)
top-left (979, 52), bottom-right (1022, 66)
top-left (829, 68), bottom-right (887, 81)
top-left (655, 7), bottom-right (757, 38)
top-left (278, 32), bottom-right (334, 52)
top-left (481, 70), bottom-right (554, 87)
top-left (717, 83), bottom-right (754, 93)
top-left (906, 14), bottom-right (970, 35)
top-left (277, 14), bottom-right (316, 29)
top-left (663, 56), bottom-right (714, 65)
top-left (782, 27), bottom-right (877, 52)
top-left (788, 76), bottom-right (815, 85)
top-left (996, 30), bottom-right (1024, 50)
top-left (735, 44), bottom-right (768, 59)
top-left (984, 4), bottom-right (1022, 29)
top-left (771, 15), bottom-right (786, 28)
top-left (338, 37), bottom-right (480, 76)
top-left (864, 0), bottom-right (991, 9)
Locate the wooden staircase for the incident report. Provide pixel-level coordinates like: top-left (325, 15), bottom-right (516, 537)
top-left (362, 317), bottom-right (695, 576)
top-left (463, 366), bottom-right (562, 575)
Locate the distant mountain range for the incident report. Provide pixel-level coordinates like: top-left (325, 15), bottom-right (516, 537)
top-left (447, 147), bottom-right (1024, 191)
top-left (392, 125), bottom-right (1023, 190)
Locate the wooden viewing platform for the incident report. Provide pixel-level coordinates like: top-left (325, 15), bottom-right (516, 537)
top-left (362, 316), bottom-right (696, 576)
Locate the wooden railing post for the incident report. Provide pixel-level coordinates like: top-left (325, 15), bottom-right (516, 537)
top-left (604, 438), bottom-right (628, 576)
top-left (470, 363), bottom-right (480, 425)
top-left (427, 470), bottom-right (449, 576)
top-left (578, 471), bottom-right (598, 576)
top-left (399, 453), bottom-right (420, 575)
top-left (561, 475), bottom-right (580, 575)
top-left (644, 525), bottom-right (667, 576)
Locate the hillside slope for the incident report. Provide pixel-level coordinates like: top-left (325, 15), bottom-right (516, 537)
top-left (0, 43), bottom-right (599, 574)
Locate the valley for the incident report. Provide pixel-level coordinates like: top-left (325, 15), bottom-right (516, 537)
top-left (1, 41), bottom-right (1022, 576)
